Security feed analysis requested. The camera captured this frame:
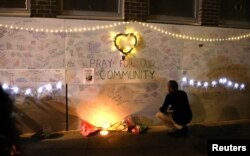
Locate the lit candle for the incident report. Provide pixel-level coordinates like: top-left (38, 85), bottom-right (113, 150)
top-left (100, 121), bottom-right (110, 136)
top-left (100, 130), bottom-right (109, 136)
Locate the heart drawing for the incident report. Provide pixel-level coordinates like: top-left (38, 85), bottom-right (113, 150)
top-left (114, 33), bottom-right (138, 55)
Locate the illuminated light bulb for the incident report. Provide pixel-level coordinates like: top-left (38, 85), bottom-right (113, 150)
top-left (25, 28), bottom-right (29, 31)
top-left (227, 81), bottom-right (233, 86)
top-left (2, 83), bottom-right (9, 90)
top-left (87, 28), bottom-right (91, 31)
top-left (25, 88), bottom-right (32, 95)
top-left (5, 25), bottom-right (9, 28)
top-left (83, 28), bottom-right (87, 31)
top-left (60, 29), bottom-right (63, 32)
top-left (37, 87), bottom-right (43, 94)
top-left (10, 25), bottom-right (14, 29)
top-left (223, 78), bottom-right (227, 84)
top-left (20, 27), bottom-right (24, 30)
top-left (0, 24), bottom-right (2, 26)
top-left (182, 77), bottom-right (187, 82)
top-left (219, 78), bottom-right (227, 84)
top-left (55, 29), bottom-right (58, 33)
top-left (96, 26), bottom-right (100, 29)
top-left (211, 81), bottom-right (217, 87)
top-left (15, 26), bottom-right (19, 29)
top-left (30, 28), bottom-right (34, 31)
top-left (219, 78), bottom-right (223, 84)
top-left (197, 81), bottom-right (202, 87)
top-left (45, 29), bottom-right (49, 32)
top-left (240, 84), bottom-right (245, 90)
top-left (69, 29), bottom-right (73, 32)
top-left (45, 84), bottom-right (52, 92)
top-left (56, 82), bottom-right (63, 89)
top-left (50, 30), bottom-right (54, 33)
top-left (189, 79), bottom-right (194, 86)
top-left (234, 83), bottom-right (239, 89)
top-left (40, 28), bottom-right (44, 32)
top-left (203, 82), bottom-right (209, 88)
top-left (74, 28), bottom-right (77, 32)
top-left (12, 87), bottom-right (19, 94)
top-left (35, 29), bottom-right (39, 32)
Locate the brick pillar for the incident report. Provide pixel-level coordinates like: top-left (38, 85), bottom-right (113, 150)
top-left (31, 0), bottom-right (57, 18)
top-left (200, 0), bottom-right (221, 26)
top-left (124, 0), bottom-right (149, 21)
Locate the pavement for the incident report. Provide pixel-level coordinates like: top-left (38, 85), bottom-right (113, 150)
top-left (18, 120), bottom-right (250, 156)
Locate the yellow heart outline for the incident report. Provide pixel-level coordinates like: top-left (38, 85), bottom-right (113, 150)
top-left (114, 33), bottom-right (138, 55)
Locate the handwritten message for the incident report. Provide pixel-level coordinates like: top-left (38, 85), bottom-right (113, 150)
top-left (89, 58), bottom-right (156, 81)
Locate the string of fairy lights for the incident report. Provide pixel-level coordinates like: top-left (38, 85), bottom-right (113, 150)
top-left (181, 76), bottom-right (246, 90)
top-left (0, 21), bottom-right (250, 42)
top-left (1, 82), bottom-right (63, 97)
top-left (1, 76), bottom-right (245, 99)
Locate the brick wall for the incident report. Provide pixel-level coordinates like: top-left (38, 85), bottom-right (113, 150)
top-left (31, 0), bottom-right (57, 18)
top-left (124, 0), bottom-right (148, 21)
top-left (200, 0), bottom-right (221, 26)
top-left (123, 0), bottom-right (222, 26)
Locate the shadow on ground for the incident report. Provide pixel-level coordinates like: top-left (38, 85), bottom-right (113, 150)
top-left (17, 121), bottom-right (250, 156)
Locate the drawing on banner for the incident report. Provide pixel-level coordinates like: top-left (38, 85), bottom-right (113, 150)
top-left (83, 68), bottom-right (94, 84)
